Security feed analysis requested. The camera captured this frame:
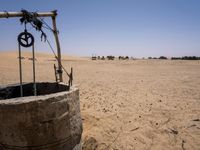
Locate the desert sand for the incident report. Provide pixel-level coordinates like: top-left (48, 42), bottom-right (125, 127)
top-left (0, 51), bottom-right (200, 150)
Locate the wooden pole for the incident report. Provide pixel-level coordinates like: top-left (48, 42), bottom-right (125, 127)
top-left (51, 10), bottom-right (63, 82)
top-left (18, 43), bottom-right (23, 97)
top-left (32, 44), bottom-right (37, 96)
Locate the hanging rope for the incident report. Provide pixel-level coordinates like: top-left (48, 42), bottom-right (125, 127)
top-left (39, 18), bottom-right (57, 33)
top-left (47, 39), bottom-right (70, 77)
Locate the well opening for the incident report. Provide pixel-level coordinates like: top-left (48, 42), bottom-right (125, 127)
top-left (0, 82), bottom-right (70, 100)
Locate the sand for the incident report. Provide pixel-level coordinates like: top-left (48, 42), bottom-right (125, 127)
top-left (0, 51), bottom-right (200, 150)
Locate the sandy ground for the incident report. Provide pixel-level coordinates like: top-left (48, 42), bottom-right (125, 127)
top-left (0, 51), bottom-right (200, 150)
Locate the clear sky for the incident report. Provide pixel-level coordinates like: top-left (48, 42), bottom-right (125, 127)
top-left (0, 0), bottom-right (200, 57)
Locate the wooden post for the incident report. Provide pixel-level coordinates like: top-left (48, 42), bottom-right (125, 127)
top-left (32, 44), bottom-right (37, 96)
top-left (51, 10), bottom-right (63, 82)
top-left (18, 43), bottom-right (23, 97)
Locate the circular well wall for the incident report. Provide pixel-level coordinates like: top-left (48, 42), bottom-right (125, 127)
top-left (0, 82), bottom-right (82, 150)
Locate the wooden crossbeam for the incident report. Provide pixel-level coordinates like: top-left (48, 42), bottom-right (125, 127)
top-left (0, 11), bottom-right (56, 18)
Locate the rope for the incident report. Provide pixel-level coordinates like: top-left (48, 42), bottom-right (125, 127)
top-left (39, 18), bottom-right (56, 33)
top-left (46, 39), bottom-right (70, 77)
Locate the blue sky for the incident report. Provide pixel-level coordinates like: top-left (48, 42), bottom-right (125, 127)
top-left (0, 0), bottom-right (200, 57)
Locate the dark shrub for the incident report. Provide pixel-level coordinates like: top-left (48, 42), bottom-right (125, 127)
top-left (159, 56), bottom-right (167, 59)
top-left (107, 55), bottom-right (115, 60)
top-left (125, 56), bottom-right (129, 60)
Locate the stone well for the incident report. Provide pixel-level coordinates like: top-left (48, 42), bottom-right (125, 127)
top-left (0, 82), bottom-right (82, 150)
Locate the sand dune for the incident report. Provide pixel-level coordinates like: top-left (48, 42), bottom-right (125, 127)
top-left (0, 51), bottom-right (200, 150)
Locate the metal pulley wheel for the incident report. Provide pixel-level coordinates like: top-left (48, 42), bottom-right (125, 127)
top-left (18, 30), bottom-right (34, 47)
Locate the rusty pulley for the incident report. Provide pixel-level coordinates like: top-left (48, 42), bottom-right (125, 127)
top-left (18, 30), bottom-right (34, 47)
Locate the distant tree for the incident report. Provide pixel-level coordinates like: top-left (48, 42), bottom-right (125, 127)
top-left (92, 54), bottom-right (97, 60)
top-left (119, 56), bottom-right (124, 60)
top-left (159, 56), bottom-right (167, 59)
top-left (125, 56), bottom-right (129, 60)
top-left (148, 57), bottom-right (152, 59)
top-left (92, 56), bottom-right (97, 60)
top-left (182, 56), bottom-right (200, 60)
top-left (171, 56), bottom-right (200, 60)
top-left (101, 56), bottom-right (105, 60)
top-left (171, 57), bottom-right (181, 60)
top-left (107, 55), bottom-right (115, 60)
